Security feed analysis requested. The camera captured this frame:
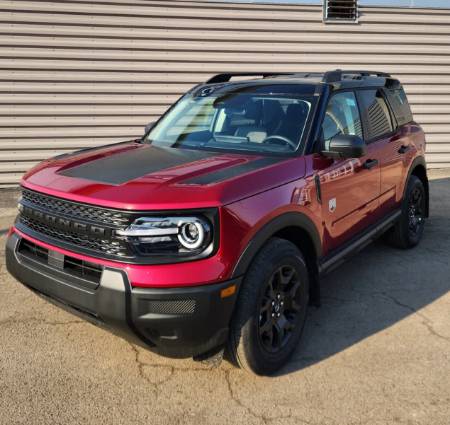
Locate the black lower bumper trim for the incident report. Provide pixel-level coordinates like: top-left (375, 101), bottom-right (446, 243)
top-left (6, 232), bottom-right (241, 358)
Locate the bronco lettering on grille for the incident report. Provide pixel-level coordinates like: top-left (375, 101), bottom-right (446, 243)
top-left (21, 205), bottom-right (110, 239)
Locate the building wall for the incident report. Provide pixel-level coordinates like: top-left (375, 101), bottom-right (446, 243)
top-left (1, 0), bottom-right (449, 186)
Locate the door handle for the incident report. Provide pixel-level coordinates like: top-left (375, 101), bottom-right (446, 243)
top-left (398, 145), bottom-right (411, 154)
top-left (363, 159), bottom-right (378, 170)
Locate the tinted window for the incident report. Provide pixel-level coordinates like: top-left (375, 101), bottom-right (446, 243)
top-left (321, 91), bottom-right (363, 143)
top-left (358, 90), bottom-right (393, 140)
top-left (386, 87), bottom-right (413, 126)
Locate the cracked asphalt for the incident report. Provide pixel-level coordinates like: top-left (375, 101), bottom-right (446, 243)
top-left (1, 170), bottom-right (449, 425)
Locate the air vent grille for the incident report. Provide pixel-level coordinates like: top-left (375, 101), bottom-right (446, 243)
top-left (324, 0), bottom-right (358, 23)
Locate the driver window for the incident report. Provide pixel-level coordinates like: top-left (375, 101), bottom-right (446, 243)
top-left (321, 92), bottom-right (363, 145)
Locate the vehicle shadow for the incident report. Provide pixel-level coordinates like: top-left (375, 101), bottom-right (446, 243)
top-left (277, 176), bottom-right (450, 376)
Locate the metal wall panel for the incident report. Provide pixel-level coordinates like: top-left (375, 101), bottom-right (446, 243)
top-left (0, 0), bottom-right (449, 185)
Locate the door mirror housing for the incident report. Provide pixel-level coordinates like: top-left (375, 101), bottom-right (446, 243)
top-left (145, 121), bottom-right (156, 134)
top-left (322, 134), bottom-right (366, 159)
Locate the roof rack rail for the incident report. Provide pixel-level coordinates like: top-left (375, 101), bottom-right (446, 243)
top-left (206, 70), bottom-right (393, 85)
top-left (323, 69), bottom-right (392, 83)
top-left (206, 72), bottom-right (294, 84)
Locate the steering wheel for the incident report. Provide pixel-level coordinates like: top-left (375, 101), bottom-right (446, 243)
top-left (261, 135), bottom-right (297, 150)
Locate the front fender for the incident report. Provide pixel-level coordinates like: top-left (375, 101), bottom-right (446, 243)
top-left (231, 211), bottom-right (322, 278)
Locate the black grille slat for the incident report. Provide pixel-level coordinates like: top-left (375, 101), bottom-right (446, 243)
top-left (63, 257), bottom-right (102, 283)
top-left (20, 238), bottom-right (49, 260)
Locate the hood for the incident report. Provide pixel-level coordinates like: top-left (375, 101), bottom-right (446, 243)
top-left (22, 142), bottom-right (306, 210)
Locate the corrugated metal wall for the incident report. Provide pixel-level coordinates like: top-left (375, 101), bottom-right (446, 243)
top-left (1, 0), bottom-right (449, 186)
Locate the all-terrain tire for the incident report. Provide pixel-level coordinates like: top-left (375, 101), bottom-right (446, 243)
top-left (228, 238), bottom-right (309, 375)
top-left (384, 175), bottom-right (426, 249)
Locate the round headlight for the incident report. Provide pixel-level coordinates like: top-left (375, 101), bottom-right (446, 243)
top-left (178, 220), bottom-right (205, 249)
top-left (116, 215), bottom-right (213, 254)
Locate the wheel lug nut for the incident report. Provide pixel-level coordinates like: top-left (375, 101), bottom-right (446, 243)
top-left (271, 313), bottom-right (275, 317)
top-left (271, 301), bottom-right (275, 306)
top-left (277, 294), bottom-right (281, 299)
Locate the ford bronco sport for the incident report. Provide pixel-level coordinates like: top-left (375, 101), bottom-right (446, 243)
top-left (6, 70), bottom-right (429, 375)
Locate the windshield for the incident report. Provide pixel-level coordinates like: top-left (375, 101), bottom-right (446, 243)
top-left (144, 84), bottom-right (315, 154)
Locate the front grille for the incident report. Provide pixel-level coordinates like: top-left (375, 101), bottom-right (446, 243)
top-left (22, 189), bottom-right (129, 226)
top-left (20, 215), bottom-right (128, 257)
top-left (18, 239), bottom-right (103, 285)
top-left (18, 188), bottom-right (133, 260)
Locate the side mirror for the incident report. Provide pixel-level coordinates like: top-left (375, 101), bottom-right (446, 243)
top-left (322, 134), bottom-right (366, 159)
top-left (145, 121), bottom-right (155, 134)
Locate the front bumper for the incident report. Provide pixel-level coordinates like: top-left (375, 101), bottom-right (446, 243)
top-left (5, 232), bottom-right (241, 358)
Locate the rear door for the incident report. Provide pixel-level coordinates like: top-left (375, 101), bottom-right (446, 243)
top-left (382, 87), bottom-right (417, 210)
top-left (356, 88), bottom-right (405, 215)
top-left (315, 90), bottom-right (381, 251)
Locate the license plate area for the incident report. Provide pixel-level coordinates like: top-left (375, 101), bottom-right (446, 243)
top-left (48, 249), bottom-right (65, 270)
top-left (17, 239), bottom-right (103, 288)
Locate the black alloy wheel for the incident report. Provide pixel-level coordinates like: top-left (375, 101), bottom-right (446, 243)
top-left (258, 265), bottom-right (303, 353)
top-left (408, 184), bottom-right (425, 238)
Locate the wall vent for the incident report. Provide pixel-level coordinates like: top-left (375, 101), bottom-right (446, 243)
top-left (323, 0), bottom-right (358, 23)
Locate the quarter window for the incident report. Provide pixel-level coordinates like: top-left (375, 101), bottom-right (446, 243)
top-left (358, 90), bottom-right (394, 140)
top-left (386, 87), bottom-right (413, 126)
top-left (321, 91), bottom-right (363, 143)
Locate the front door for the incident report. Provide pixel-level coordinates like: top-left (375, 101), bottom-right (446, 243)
top-left (313, 91), bottom-right (381, 252)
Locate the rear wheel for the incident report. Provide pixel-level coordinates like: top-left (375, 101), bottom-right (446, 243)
top-left (228, 238), bottom-right (309, 375)
top-left (385, 175), bottom-right (426, 249)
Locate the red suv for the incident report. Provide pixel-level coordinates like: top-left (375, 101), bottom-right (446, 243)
top-left (6, 70), bottom-right (429, 375)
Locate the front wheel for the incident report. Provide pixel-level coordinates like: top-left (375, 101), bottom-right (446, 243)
top-left (385, 175), bottom-right (426, 249)
top-left (228, 238), bottom-right (309, 375)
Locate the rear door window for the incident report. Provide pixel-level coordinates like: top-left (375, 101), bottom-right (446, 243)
top-left (357, 89), bottom-right (394, 141)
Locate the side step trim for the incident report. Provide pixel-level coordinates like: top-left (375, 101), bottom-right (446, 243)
top-left (318, 210), bottom-right (401, 276)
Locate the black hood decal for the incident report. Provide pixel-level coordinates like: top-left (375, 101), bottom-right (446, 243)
top-left (182, 157), bottom-right (282, 185)
top-left (58, 145), bottom-right (215, 185)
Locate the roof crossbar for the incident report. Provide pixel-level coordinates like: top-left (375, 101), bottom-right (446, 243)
top-left (323, 69), bottom-right (392, 83)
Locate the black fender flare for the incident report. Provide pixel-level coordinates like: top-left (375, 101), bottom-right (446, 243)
top-left (404, 156), bottom-right (429, 217)
top-left (231, 212), bottom-right (322, 278)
